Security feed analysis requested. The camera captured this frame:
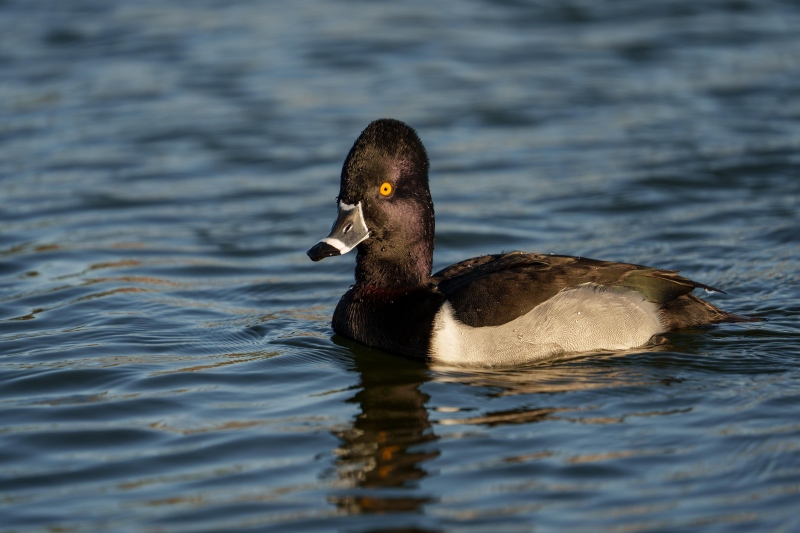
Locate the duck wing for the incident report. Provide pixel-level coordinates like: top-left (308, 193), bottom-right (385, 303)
top-left (431, 251), bottom-right (724, 328)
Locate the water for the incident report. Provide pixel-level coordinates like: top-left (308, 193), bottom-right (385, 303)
top-left (1, 0), bottom-right (798, 531)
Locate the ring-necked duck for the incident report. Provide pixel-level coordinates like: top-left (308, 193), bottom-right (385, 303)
top-left (308, 119), bottom-right (759, 366)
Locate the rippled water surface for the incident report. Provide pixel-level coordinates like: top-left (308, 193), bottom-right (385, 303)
top-left (1, 1), bottom-right (799, 531)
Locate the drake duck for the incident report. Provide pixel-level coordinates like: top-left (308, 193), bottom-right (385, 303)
top-left (307, 119), bottom-right (758, 366)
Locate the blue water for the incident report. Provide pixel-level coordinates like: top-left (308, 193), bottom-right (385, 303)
top-left (1, 1), bottom-right (799, 531)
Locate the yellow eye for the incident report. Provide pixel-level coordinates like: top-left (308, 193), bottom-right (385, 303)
top-left (379, 182), bottom-right (393, 196)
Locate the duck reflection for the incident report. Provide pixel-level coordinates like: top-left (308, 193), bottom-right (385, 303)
top-left (330, 339), bottom-right (439, 515)
top-left (328, 338), bottom-right (681, 516)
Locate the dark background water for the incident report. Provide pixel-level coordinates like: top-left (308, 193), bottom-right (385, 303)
top-left (1, 1), bottom-right (799, 531)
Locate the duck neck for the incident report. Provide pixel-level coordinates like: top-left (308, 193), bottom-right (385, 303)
top-left (354, 237), bottom-right (433, 292)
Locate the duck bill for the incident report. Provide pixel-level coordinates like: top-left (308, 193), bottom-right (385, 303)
top-left (307, 201), bottom-right (370, 262)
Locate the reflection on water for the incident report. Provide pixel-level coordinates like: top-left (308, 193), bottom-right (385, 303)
top-left (328, 342), bottom-right (691, 519)
top-left (431, 346), bottom-right (673, 396)
top-left (331, 341), bottom-right (438, 515)
top-left (323, 344), bottom-right (798, 529)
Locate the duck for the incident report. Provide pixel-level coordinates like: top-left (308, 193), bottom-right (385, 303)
top-left (307, 118), bottom-right (758, 366)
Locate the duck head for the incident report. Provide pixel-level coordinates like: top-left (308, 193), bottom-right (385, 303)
top-left (307, 119), bottom-right (435, 288)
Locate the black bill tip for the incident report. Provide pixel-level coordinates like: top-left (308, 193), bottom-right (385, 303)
top-left (307, 242), bottom-right (341, 262)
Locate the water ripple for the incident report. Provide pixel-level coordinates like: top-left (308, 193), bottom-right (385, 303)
top-left (1, 0), bottom-right (799, 531)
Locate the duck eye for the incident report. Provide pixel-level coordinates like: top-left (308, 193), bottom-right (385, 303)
top-left (379, 182), bottom-right (393, 196)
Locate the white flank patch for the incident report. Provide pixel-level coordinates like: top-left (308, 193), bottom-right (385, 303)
top-left (430, 283), bottom-right (665, 367)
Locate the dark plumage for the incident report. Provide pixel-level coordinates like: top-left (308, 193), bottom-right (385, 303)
top-left (308, 119), bottom-right (760, 365)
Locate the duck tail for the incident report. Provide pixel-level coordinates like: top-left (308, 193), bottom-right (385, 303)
top-left (660, 293), bottom-right (765, 330)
